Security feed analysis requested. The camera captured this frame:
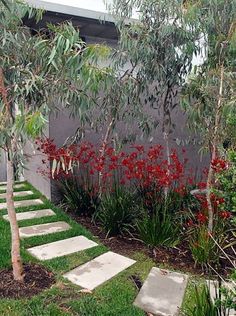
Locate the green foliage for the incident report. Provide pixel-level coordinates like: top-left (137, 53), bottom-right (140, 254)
top-left (136, 185), bottom-right (199, 225)
top-left (188, 215), bottom-right (231, 268)
top-left (110, 0), bottom-right (200, 139)
top-left (216, 150), bottom-right (236, 215)
top-left (181, 0), bottom-right (236, 151)
top-left (95, 187), bottom-right (138, 237)
top-left (185, 284), bottom-right (218, 316)
top-left (185, 282), bottom-right (236, 316)
top-left (58, 177), bottom-right (99, 216)
top-left (16, 111), bottom-right (48, 139)
top-left (189, 226), bottom-right (218, 267)
top-left (136, 204), bottom-right (180, 248)
top-left (0, 1), bottom-right (111, 168)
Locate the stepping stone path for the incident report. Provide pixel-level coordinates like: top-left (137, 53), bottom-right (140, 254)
top-left (63, 251), bottom-right (136, 290)
top-left (28, 236), bottom-right (98, 260)
top-left (0, 190), bottom-right (34, 199)
top-left (19, 221), bottom-right (71, 238)
top-left (3, 209), bottom-right (56, 222)
top-left (134, 267), bottom-right (188, 316)
top-left (0, 199), bottom-right (43, 210)
top-left (1, 182), bottom-right (190, 314)
top-left (0, 183), bottom-right (26, 191)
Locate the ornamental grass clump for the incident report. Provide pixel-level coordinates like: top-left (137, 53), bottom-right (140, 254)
top-left (136, 206), bottom-right (180, 248)
top-left (37, 139), bottom-right (196, 242)
top-left (94, 187), bottom-right (138, 237)
top-left (187, 184), bottom-right (234, 269)
top-left (59, 176), bottom-right (99, 216)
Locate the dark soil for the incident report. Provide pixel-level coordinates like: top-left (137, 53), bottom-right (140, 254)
top-left (0, 264), bottom-right (55, 299)
top-left (129, 275), bottom-right (143, 290)
top-left (70, 214), bottom-right (147, 257)
top-left (68, 212), bottom-right (233, 277)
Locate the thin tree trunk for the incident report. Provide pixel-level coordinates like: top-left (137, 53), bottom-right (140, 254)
top-left (6, 152), bottom-right (24, 281)
top-left (163, 84), bottom-right (171, 197)
top-left (206, 64), bottom-right (224, 233)
top-left (0, 67), bottom-right (23, 281)
top-left (163, 130), bottom-right (171, 197)
top-left (98, 117), bottom-right (115, 196)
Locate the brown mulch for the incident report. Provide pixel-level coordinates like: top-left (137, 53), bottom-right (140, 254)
top-left (70, 213), bottom-right (148, 257)
top-left (69, 212), bottom-right (234, 277)
top-left (0, 264), bottom-right (55, 299)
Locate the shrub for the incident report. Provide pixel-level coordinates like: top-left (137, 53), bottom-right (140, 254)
top-left (189, 225), bottom-right (218, 268)
top-left (136, 203), bottom-right (180, 248)
top-left (59, 176), bottom-right (99, 216)
top-left (94, 187), bottom-right (138, 237)
top-left (216, 150), bottom-right (236, 216)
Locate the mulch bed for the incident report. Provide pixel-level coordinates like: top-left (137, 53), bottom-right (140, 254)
top-left (0, 264), bottom-right (55, 299)
top-left (70, 213), bottom-right (148, 257)
top-left (70, 212), bottom-right (233, 277)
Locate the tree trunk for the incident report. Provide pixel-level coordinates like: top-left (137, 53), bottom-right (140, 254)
top-left (0, 67), bottom-right (24, 281)
top-left (206, 64), bottom-right (224, 233)
top-left (6, 153), bottom-right (24, 282)
top-left (163, 84), bottom-right (171, 198)
top-left (206, 145), bottom-right (216, 233)
top-left (98, 117), bottom-right (116, 197)
top-left (163, 130), bottom-right (171, 198)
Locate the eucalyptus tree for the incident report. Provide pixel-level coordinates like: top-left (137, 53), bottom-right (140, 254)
top-left (109, 0), bottom-right (199, 164)
top-left (0, 1), bottom-right (106, 281)
top-left (181, 0), bottom-right (236, 232)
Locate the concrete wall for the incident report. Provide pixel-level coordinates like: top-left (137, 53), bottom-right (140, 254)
top-left (24, 99), bottom-right (209, 201)
top-left (24, 125), bottom-right (51, 199)
top-left (50, 102), bottom-right (209, 169)
top-left (23, 35), bottom-right (209, 200)
top-left (0, 150), bottom-right (7, 182)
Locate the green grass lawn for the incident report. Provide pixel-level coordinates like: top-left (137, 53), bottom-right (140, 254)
top-left (0, 182), bottom-right (199, 316)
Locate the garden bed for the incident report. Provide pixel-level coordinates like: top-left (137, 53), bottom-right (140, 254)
top-left (0, 264), bottom-right (55, 299)
top-left (69, 212), bottom-right (233, 278)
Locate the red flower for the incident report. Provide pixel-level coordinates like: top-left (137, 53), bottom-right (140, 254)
top-left (219, 211), bottom-right (231, 219)
top-left (211, 158), bottom-right (228, 173)
top-left (196, 212), bottom-right (208, 224)
top-left (198, 182), bottom-right (207, 189)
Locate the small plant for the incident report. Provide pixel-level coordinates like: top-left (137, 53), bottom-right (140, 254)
top-left (59, 176), bottom-right (99, 216)
top-left (185, 281), bottom-right (236, 316)
top-left (94, 187), bottom-right (137, 237)
top-left (185, 284), bottom-right (218, 316)
top-left (136, 204), bottom-right (180, 248)
top-left (189, 225), bottom-right (218, 268)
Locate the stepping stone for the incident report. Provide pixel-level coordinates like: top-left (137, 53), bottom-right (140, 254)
top-left (208, 280), bottom-right (235, 316)
top-left (28, 236), bottom-right (98, 260)
top-left (0, 199), bottom-right (43, 210)
top-left (19, 221), bottom-right (71, 238)
top-left (63, 251), bottom-right (136, 290)
top-left (0, 183), bottom-right (25, 191)
top-left (134, 267), bottom-right (188, 316)
top-left (0, 190), bottom-right (34, 199)
top-left (3, 209), bottom-right (55, 222)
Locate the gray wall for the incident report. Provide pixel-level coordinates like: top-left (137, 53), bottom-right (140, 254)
top-left (0, 150), bottom-right (7, 182)
top-left (24, 125), bottom-right (51, 199)
top-left (50, 103), bottom-right (209, 170)
top-left (24, 101), bottom-right (209, 201)
top-left (23, 36), bottom-right (209, 200)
